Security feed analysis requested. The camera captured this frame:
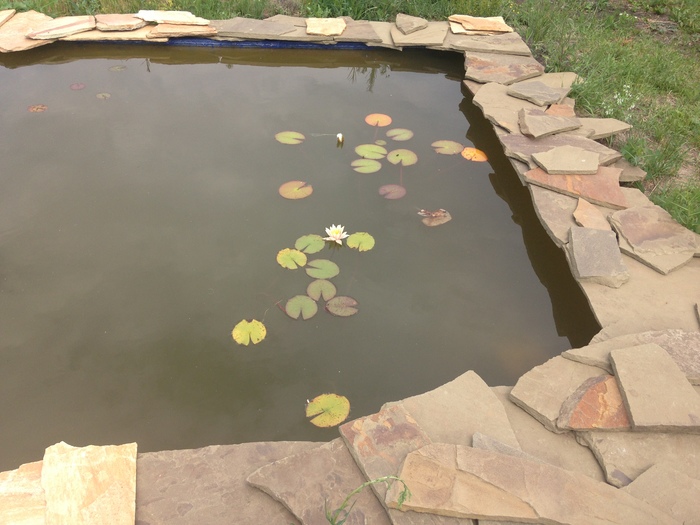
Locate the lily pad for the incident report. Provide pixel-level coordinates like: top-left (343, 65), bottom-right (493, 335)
top-left (109, 65), bottom-right (126, 72)
top-left (307, 279), bottom-right (337, 301)
top-left (387, 128), bottom-right (414, 141)
top-left (355, 143), bottom-right (387, 159)
top-left (96, 92), bottom-right (111, 100)
top-left (422, 211), bottom-right (453, 227)
top-left (231, 319), bottom-right (267, 346)
top-left (275, 131), bottom-right (305, 145)
top-left (277, 248), bottom-right (307, 269)
top-left (326, 296), bottom-right (359, 317)
top-left (305, 259), bottom-right (340, 279)
top-left (295, 234), bottom-right (325, 254)
top-left (27, 104), bottom-right (47, 113)
top-left (346, 232), bottom-right (375, 252)
top-left (375, 139), bottom-right (387, 146)
top-left (279, 180), bottom-right (313, 199)
top-left (461, 147), bottom-right (488, 162)
top-left (432, 140), bottom-right (464, 155)
top-left (306, 393), bottom-right (351, 428)
top-left (378, 184), bottom-right (406, 200)
top-left (70, 82), bottom-right (86, 90)
top-left (351, 159), bottom-right (382, 174)
top-left (364, 113), bottom-right (392, 127)
top-left (386, 149), bottom-right (418, 167)
top-left (284, 295), bottom-right (318, 320)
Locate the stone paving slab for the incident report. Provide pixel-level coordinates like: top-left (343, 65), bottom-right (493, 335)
top-left (147, 23), bottom-right (217, 38)
top-left (516, 71), bottom-right (580, 89)
top-left (577, 430), bottom-right (700, 487)
top-left (136, 442), bottom-right (320, 524)
top-left (557, 374), bottom-right (631, 431)
top-left (247, 439), bottom-right (390, 525)
top-left (464, 51), bottom-right (544, 85)
top-left (531, 144), bottom-right (599, 174)
top-left (0, 461), bottom-right (45, 525)
top-left (499, 133), bottom-right (622, 168)
top-left (565, 226), bottom-right (630, 288)
top-left (94, 13), bottom-right (147, 31)
top-left (26, 15), bottom-right (95, 39)
top-left (613, 157), bottom-right (647, 183)
top-left (529, 185), bottom-right (579, 247)
top-left (395, 13), bottom-right (428, 34)
top-left (390, 21), bottom-right (448, 47)
top-left (136, 9), bottom-right (209, 25)
top-left (508, 80), bottom-right (570, 106)
top-left (518, 109), bottom-right (581, 138)
top-left (573, 197), bottom-right (612, 230)
top-left (448, 14), bottom-right (513, 33)
top-left (61, 26), bottom-right (169, 42)
top-left (441, 31), bottom-right (531, 55)
top-left (472, 82), bottom-right (540, 132)
top-left (211, 17), bottom-right (301, 40)
top-left (306, 17), bottom-right (346, 36)
top-left (0, 9), bottom-right (15, 28)
top-left (576, 117), bottom-right (632, 139)
top-left (385, 443), bottom-right (679, 524)
top-left (0, 10), bottom-right (55, 53)
top-left (334, 20), bottom-right (383, 43)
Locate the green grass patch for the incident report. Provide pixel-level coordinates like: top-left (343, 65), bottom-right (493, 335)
top-left (651, 185), bottom-right (700, 233)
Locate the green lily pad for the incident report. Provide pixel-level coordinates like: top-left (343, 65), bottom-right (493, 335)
top-left (387, 149), bottom-right (418, 167)
top-left (305, 259), bottom-right (340, 279)
top-left (277, 248), bottom-right (307, 269)
top-left (325, 296), bottom-right (359, 317)
top-left (379, 184), bottom-right (406, 200)
top-left (387, 128), bottom-right (414, 141)
top-left (295, 234), bottom-right (325, 254)
top-left (279, 180), bottom-right (313, 199)
top-left (346, 232), bottom-right (375, 252)
top-left (231, 319), bottom-right (267, 346)
top-left (284, 295), bottom-right (318, 320)
top-left (431, 140), bottom-right (464, 155)
top-left (275, 131), bottom-right (305, 145)
top-left (306, 393), bottom-right (351, 428)
top-left (375, 139), bottom-right (387, 146)
top-left (351, 159), bottom-right (382, 174)
top-left (355, 144), bottom-right (387, 159)
top-left (307, 279), bottom-right (337, 301)
top-left (364, 113), bottom-right (392, 127)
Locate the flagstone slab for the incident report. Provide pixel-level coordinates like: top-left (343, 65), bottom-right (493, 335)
top-left (390, 21), bottom-right (448, 47)
top-left (557, 374), bottom-right (631, 431)
top-left (576, 117), bottom-right (631, 139)
top-left (42, 441), bottom-right (136, 525)
top-left (0, 460), bottom-right (45, 525)
top-left (573, 197), bottom-right (612, 230)
top-left (212, 17), bottom-right (297, 39)
top-left (546, 103), bottom-right (577, 117)
top-left (0, 9), bottom-right (14, 28)
top-left (510, 356), bottom-right (605, 433)
top-left (529, 185), bottom-right (579, 246)
top-left (524, 166), bottom-right (628, 209)
top-left (0, 10), bottom-right (55, 52)
top-left (492, 386), bottom-right (605, 481)
top-left (366, 21), bottom-right (400, 49)
top-left (610, 343), bottom-right (700, 431)
top-left (335, 20), bottom-right (382, 42)
top-left (610, 205), bottom-right (697, 275)
top-left (94, 13), bottom-right (146, 31)
top-left (473, 82), bottom-right (540, 132)
top-left (136, 442), bottom-right (319, 524)
top-left (499, 133), bottom-right (622, 168)
top-left (622, 463), bottom-right (700, 524)
top-left (247, 439), bottom-right (391, 525)
top-left (148, 23), bottom-right (217, 38)
top-left (442, 31), bottom-right (531, 55)
top-left (464, 51), bottom-right (544, 86)
top-left (471, 432), bottom-right (542, 464)
top-left (462, 79), bottom-right (483, 96)
top-left (26, 15), bottom-right (95, 39)
top-left (395, 13), bottom-right (428, 34)
top-left (508, 81), bottom-right (570, 106)
top-left (517, 71), bottom-right (580, 89)
top-left (306, 17), bottom-right (346, 36)
top-left (519, 109), bottom-right (581, 138)
top-left (566, 226), bottom-right (630, 288)
top-left (578, 430), bottom-right (700, 487)
top-left (448, 14), bottom-right (513, 33)
top-left (386, 443), bottom-right (678, 524)
top-left (449, 22), bottom-right (504, 36)
top-left (613, 157), bottom-right (647, 182)
top-left (61, 26), bottom-right (168, 42)
top-left (136, 10), bottom-right (209, 25)
top-left (531, 144), bottom-right (599, 174)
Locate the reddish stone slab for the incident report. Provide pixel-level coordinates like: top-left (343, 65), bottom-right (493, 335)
top-left (0, 10), bottom-right (55, 52)
top-left (524, 166), bottom-right (628, 209)
top-left (558, 374), bottom-right (631, 431)
top-left (464, 51), bottom-right (543, 85)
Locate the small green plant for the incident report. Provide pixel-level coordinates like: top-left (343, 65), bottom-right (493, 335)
top-left (325, 475), bottom-right (411, 525)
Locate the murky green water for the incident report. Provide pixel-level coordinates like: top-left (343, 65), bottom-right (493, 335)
top-left (0, 44), bottom-right (598, 470)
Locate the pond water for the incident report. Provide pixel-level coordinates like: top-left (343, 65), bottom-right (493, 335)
top-left (0, 44), bottom-right (599, 470)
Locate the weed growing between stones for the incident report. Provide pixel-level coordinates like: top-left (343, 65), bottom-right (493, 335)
top-left (324, 475), bottom-right (411, 525)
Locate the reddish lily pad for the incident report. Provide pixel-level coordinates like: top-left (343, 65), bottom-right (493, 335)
top-left (28, 104), bottom-right (47, 113)
top-left (279, 180), bottom-right (313, 199)
top-left (346, 232), bottom-right (375, 252)
top-left (365, 113), bottom-right (392, 127)
top-left (307, 279), bottom-right (337, 301)
top-left (295, 234), bottom-right (325, 254)
top-left (378, 184), bottom-right (406, 200)
top-left (461, 147), bottom-right (488, 162)
top-left (305, 259), bottom-right (339, 279)
top-left (306, 393), bottom-right (351, 427)
top-left (70, 82), bottom-right (86, 90)
top-left (386, 149), bottom-right (418, 167)
top-left (432, 140), bottom-right (464, 155)
top-left (386, 128), bottom-right (414, 141)
top-left (285, 295), bottom-right (318, 320)
top-left (355, 144), bottom-right (387, 159)
top-left (326, 296), bottom-right (359, 317)
top-left (231, 319), bottom-right (267, 346)
top-left (351, 159), bottom-right (382, 174)
top-left (277, 248), bottom-right (307, 269)
top-left (275, 131), bottom-right (305, 145)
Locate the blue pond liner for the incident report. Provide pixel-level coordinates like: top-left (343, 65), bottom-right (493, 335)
top-left (163, 37), bottom-right (371, 50)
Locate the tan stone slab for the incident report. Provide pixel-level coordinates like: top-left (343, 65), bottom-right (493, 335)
top-left (573, 197), bottom-right (612, 230)
top-left (531, 144), bottom-right (599, 174)
top-left (566, 226), bottom-right (630, 288)
top-left (0, 9), bottom-right (15, 28)
top-left (42, 442), bottom-right (136, 525)
top-left (366, 21), bottom-right (400, 49)
top-left (0, 10), bottom-right (55, 52)
top-left (529, 185), bottom-right (579, 247)
top-left (305, 17), bottom-right (346, 36)
top-left (26, 15), bottom-right (95, 40)
top-left (386, 443), bottom-right (678, 524)
top-left (499, 132), bottom-right (622, 168)
top-left (448, 14), bottom-right (513, 33)
top-left (613, 157), bottom-right (647, 183)
top-left (462, 79), bottom-right (483, 96)
top-left (510, 356), bottom-right (605, 432)
top-left (0, 461), bottom-right (45, 525)
top-left (518, 72), bottom-right (580, 89)
top-left (442, 31), bottom-right (531, 56)
top-left (519, 109), bottom-right (582, 138)
top-left (557, 374), bottom-right (631, 431)
top-left (335, 20), bottom-right (382, 43)
top-left (395, 13), bottom-right (428, 35)
top-left (464, 52), bottom-right (544, 86)
top-left (492, 386), bottom-right (605, 481)
top-left (473, 82), bottom-right (540, 133)
top-left (576, 117), bottom-right (631, 139)
top-left (611, 343), bottom-right (700, 431)
top-left (61, 26), bottom-right (168, 42)
top-left (390, 21), bottom-right (448, 47)
top-left (148, 23), bottom-right (216, 38)
top-left (94, 13), bottom-right (146, 31)
top-left (136, 10), bottom-right (209, 25)
top-left (524, 166), bottom-right (628, 210)
top-left (449, 22), bottom-right (504, 36)
top-left (247, 439), bottom-right (391, 525)
top-left (623, 463), bottom-right (700, 524)
top-left (508, 80), bottom-right (570, 106)
top-left (578, 430), bottom-right (700, 487)
top-left (546, 103), bottom-right (577, 117)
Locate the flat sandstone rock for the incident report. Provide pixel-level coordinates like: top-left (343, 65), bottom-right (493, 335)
top-left (26, 15), bottom-right (95, 39)
top-left (566, 226), bottom-right (630, 288)
top-left (0, 10), bottom-right (55, 52)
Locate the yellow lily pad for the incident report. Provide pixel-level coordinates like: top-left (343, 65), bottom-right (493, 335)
top-left (279, 180), bottom-right (313, 199)
top-left (364, 113), bottom-right (392, 127)
top-left (275, 131), bottom-right (306, 145)
top-left (232, 319), bottom-right (267, 346)
top-left (306, 393), bottom-right (351, 427)
top-left (277, 248), bottom-right (307, 269)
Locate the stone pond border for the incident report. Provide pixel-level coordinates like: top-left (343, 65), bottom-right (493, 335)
top-left (1, 9), bottom-right (699, 525)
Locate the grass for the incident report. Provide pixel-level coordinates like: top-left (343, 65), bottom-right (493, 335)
top-left (3, 0), bottom-right (699, 232)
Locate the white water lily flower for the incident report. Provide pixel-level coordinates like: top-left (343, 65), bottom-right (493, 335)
top-left (323, 224), bottom-right (349, 245)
